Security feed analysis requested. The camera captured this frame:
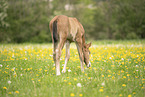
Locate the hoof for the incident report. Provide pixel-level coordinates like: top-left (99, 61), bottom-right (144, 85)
top-left (62, 70), bottom-right (66, 73)
top-left (56, 72), bottom-right (61, 76)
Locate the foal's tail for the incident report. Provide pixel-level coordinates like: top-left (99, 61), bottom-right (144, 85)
top-left (82, 34), bottom-right (86, 45)
top-left (53, 20), bottom-right (58, 43)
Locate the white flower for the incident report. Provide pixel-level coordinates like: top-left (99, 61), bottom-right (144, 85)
top-left (101, 82), bottom-right (105, 86)
top-left (77, 83), bottom-right (82, 87)
top-left (20, 74), bottom-right (23, 76)
top-left (0, 64), bottom-right (2, 67)
top-left (8, 80), bottom-right (11, 84)
top-left (121, 58), bottom-right (124, 60)
top-left (68, 69), bottom-right (71, 72)
top-left (135, 65), bottom-right (138, 67)
top-left (50, 55), bottom-right (53, 57)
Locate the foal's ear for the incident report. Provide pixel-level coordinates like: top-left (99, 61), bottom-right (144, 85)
top-left (88, 42), bottom-right (92, 48)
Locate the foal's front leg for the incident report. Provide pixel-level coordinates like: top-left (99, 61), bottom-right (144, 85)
top-left (62, 41), bottom-right (70, 73)
top-left (76, 40), bottom-right (84, 72)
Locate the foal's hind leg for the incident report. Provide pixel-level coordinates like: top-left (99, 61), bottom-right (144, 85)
top-left (53, 42), bottom-right (58, 66)
top-left (62, 40), bottom-right (70, 73)
top-left (55, 38), bottom-right (66, 75)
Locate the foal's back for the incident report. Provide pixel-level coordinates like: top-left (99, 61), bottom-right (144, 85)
top-left (57, 15), bottom-right (69, 36)
top-left (49, 15), bottom-right (84, 42)
top-left (68, 17), bottom-right (85, 41)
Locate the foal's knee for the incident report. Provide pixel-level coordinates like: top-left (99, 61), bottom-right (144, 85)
top-left (53, 52), bottom-right (56, 61)
top-left (56, 54), bottom-right (61, 60)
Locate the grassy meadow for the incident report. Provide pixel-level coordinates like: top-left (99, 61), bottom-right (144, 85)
top-left (0, 40), bottom-right (145, 97)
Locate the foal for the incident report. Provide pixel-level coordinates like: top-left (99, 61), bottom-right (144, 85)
top-left (49, 15), bottom-right (91, 75)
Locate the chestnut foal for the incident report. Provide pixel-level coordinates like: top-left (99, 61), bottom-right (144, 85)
top-left (49, 15), bottom-right (91, 75)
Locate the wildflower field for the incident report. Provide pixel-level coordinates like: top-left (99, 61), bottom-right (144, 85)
top-left (0, 40), bottom-right (145, 97)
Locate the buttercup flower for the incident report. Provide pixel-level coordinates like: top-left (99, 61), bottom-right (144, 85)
top-left (99, 89), bottom-right (103, 92)
top-left (79, 94), bottom-right (83, 96)
top-left (3, 87), bottom-right (7, 90)
top-left (15, 91), bottom-right (19, 94)
top-left (70, 93), bottom-right (75, 96)
top-left (122, 84), bottom-right (126, 87)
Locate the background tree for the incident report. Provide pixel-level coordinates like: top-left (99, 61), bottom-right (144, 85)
top-left (0, 0), bottom-right (9, 42)
top-left (0, 0), bottom-right (144, 43)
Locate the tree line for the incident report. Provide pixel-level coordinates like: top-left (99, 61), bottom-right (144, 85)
top-left (0, 0), bottom-right (144, 43)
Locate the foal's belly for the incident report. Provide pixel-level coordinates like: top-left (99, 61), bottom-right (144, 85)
top-left (67, 32), bottom-right (77, 42)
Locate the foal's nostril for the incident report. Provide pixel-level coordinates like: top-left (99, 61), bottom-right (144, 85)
top-left (87, 63), bottom-right (91, 68)
top-left (86, 61), bottom-right (91, 68)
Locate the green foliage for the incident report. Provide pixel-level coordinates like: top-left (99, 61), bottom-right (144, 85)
top-left (0, 0), bottom-right (9, 27)
top-left (0, 0), bottom-right (144, 43)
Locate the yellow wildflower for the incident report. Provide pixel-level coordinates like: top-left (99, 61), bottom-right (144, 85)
top-left (123, 76), bottom-right (126, 79)
top-left (11, 69), bottom-right (14, 71)
top-left (99, 89), bottom-right (103, 92)
top-left (70, 93), bottom-right (75, 96)
top-left (108, 75), bottom-right (111, 77)
top-left (8, 92), bottom-right (12, 94)
top-left (64, 80), bottom-right (67, 82)
top-left (44, 70), bottom-right (48, 72)
top-left (133, 92), bottom-right (136, 94)
top-left (68, 82), bottom-right (71, 85)
top-left (74, 78), bottom-right (77, 81)
top-left (3, 87), bottom-right (7, 90)
top-left (15, 91), bottom-right (19, 94)
top-left (122, 84), bottom-right (126, 87)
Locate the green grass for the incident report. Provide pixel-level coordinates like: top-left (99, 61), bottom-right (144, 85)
top-left (0, 40), bottom-right (145, 97)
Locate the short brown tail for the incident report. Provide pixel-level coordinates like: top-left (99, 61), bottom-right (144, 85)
top-left (82, 34), bottom-right (85, 45)
top-left (53, 20), bottom-right (58, 43)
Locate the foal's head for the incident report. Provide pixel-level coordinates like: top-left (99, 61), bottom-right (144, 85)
top-left (83, 42), bottom-right (91, 68)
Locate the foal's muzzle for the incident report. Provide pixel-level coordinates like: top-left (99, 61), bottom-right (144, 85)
top-left (87, 61), bottom-right (91, 68)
